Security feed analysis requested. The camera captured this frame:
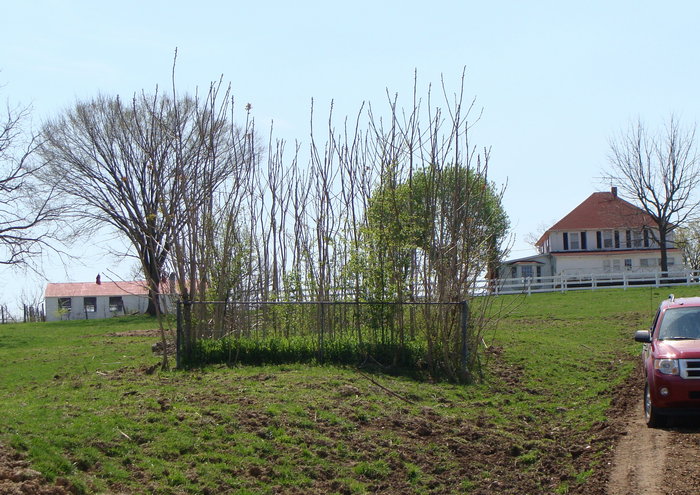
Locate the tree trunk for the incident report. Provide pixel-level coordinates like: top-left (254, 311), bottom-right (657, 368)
top-left (659, 227), bottom-right (669, 274)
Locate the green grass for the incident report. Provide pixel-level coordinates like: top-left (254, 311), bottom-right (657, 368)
top-left (0, 286), bottom-right (686, 493)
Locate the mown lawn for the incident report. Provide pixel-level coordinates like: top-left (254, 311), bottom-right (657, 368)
top-left (0, 286), bottom-right (690, 494)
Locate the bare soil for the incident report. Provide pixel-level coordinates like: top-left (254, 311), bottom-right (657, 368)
top-left (0, 446), bottom-right (72, 495)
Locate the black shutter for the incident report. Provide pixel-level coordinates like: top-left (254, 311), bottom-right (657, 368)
top-left (563, 232), bottom-right (569, 250)
top-left (626, 230), bottom-right (631, 248)
top-left (596, 231), bottom-right (602, 249)
top-left (581, 232), bottom-right (587, 250)
top-left (614, 231), bottom-right (620, 249)
top-left (644, 229), bottom-right (650, 248)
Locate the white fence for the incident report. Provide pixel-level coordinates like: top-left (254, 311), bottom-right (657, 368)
top-left (482, 269), bottom-right (700, 296)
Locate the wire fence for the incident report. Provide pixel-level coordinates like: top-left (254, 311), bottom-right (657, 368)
top-left (176, 300), bottom-right (472, 380)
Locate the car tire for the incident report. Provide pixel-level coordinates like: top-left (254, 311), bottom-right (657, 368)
top-left (644, 383), bottom-right (666, 428)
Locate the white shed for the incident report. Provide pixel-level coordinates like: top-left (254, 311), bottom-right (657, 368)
top-left (45, 279), bottom-right (160, 321)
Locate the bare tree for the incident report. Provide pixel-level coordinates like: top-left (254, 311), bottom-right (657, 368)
top-left (607, 117), bottom-right (700, 272)
top-left (39, 83), bottom-right (241, 318)
top-left (674, 219), bottom-right (700, 271)
top-left (0, 98), bottom-right (65, 267)
top-left (524, 221), bottom-right (555, 252)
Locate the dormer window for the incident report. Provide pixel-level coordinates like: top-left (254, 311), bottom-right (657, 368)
top-left (562, 232), bottom-right (588, 251)
top-left (631, 230), bottom-right (643, 248)
top-left (569, 232), bottom-right (580, 250)
top-left (602, 230), bottom-right (614, 249)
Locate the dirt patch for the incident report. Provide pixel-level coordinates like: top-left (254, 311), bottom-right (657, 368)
top-left (605, 365), bottom-right (700, 495)
top-left (105, 329), bottom-right (164, 338)
top-left (100, 329), bottom-right (176, 356)
top-left (0, 443), bottom-right (73, 495)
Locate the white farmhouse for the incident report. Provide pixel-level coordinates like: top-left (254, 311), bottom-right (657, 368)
top-left (44, 277), bottom-right (174, 321)
top-left (500, 187), bottom-right (683, 281)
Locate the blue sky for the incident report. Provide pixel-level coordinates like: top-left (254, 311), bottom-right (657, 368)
top-left (2, 0), bottom-right (700, 310)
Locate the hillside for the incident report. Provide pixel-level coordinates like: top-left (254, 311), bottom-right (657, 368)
top-left (0, 287), bottom-right (691, 494)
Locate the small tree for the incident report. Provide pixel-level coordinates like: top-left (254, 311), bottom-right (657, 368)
top-left (359, 163), bottom-right (508, 302)
top-left (606, 117), bottom-right (700, 272)
top-left (675, 220), bottom-right (700, 270)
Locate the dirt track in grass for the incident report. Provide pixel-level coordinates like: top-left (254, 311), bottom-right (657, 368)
top-left (605, 365), bottom-right (700, 495)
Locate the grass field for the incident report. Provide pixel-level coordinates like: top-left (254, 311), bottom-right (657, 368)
top-left (0, 286), bottom-right (690, 494)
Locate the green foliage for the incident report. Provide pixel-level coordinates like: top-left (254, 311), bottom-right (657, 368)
top-left (179, 301), bottom-right (472, 381)
top-left (185, 334), bottom-right (429, 371)
top-left (351, 162), bottom-right (509, 303)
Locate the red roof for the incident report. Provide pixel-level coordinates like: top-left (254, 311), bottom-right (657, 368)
top-left (45, 281), bottom-right (150, 298)
top-left (537, 191), bottom-right (655, 246)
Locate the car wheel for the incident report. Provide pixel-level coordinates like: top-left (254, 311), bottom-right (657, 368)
top-left (644, 383), bottom-right (666, 428)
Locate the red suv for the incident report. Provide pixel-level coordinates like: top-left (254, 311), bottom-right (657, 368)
top-left (635, 294), bottom-right (700, 427)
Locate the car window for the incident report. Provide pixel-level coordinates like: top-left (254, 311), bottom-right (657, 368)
top-left (651, 309), bottom-right (661, 335)
top-left (658, 307), bottom-right (700, 340)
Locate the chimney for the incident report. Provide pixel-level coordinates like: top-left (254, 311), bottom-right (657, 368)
top-left (611, 186), bottom-right (618, 197)
top-left (96, 274), bottom-right (101, 285)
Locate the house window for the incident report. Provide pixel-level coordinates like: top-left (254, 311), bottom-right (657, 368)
top-left (521, 265), bottom-right (533, 278)
top-left (631, 230), bottom-right (643, 248)
top-left (612, 259), bottom-right (621, 272)
top-left (568, 232), bottom-right (580, 250)
top-left (602, 230), bottom-right (614, 249)
top-left (84, 297), bottom-right (97, 313)
top-left (109, 297), bottom-right (124, 313)
top-left (603, 260), bottom-right (611, 272)
top-left (511, 266), bottom-right (517, 278)
top-left (668, 257), bottom-right (675, 266)
top-left (640, 258), bottom-right (658, 268)
top-left (58, 298), bottom-right (71, 311)
top-left (624, 259), bottom-right (632, 271)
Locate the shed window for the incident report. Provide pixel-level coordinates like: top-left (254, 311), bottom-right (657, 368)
top-left (58, 298), bottom-right (71, 311)
top-left (84, 297), bottom-right (96, 313)
top-left (109, 297), bottom-right (123, 313)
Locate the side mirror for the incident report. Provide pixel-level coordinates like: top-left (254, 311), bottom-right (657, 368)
top-left (634, 330), bottom-right (652, 343)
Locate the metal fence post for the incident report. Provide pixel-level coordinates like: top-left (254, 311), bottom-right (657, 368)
top-left (317, 302), bottom-right (325, 364)
top-left (176, 301), bottom-right (182, 369)
top-left (460, 300), bottom-right (469, 378)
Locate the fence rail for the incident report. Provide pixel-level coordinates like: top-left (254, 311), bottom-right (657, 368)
top-left (481, 269), bottom-right (700, 296)
top-left (175, 300), bottom-right (472, 381)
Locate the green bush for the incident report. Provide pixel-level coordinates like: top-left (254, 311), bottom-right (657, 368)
top-left (182, 334), bottom-right (430, 372)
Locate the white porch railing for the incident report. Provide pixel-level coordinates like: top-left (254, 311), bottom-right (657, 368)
top-left (479, 269), bottom-right (700, 296)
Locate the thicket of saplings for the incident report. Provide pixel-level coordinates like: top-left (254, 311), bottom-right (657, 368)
top-left (178, 302), bottom-right (476, 381)
top-left (69, 71), bottom-right (510, 383)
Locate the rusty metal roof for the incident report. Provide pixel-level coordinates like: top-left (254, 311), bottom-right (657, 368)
top-left (45, 281), bottom-right (149, 298)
